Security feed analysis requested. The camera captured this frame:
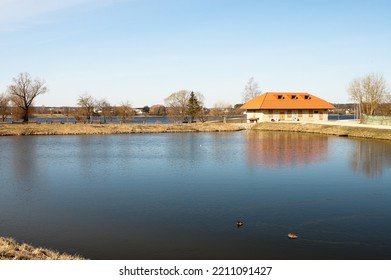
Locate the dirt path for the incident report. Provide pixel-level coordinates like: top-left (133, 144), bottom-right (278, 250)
top-left (311, 119), bottom-right (391, 130)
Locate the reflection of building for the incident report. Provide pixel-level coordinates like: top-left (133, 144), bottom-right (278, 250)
top-left (246, 132), bottom-right (329, 168)
top-left (241, 92), bottom-right (335, 123)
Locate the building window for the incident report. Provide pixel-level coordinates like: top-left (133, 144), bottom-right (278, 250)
top-left (304, 95), bottom-right (311, 100)
top-left (298, 109), bottom-right (303, 117)
top-left (268, 109), bottom-right (273, 118)
top-left (278, 95), bottom-right (284, 100)
top-left (309, 110), bottom-right (313, 117)
top-left (314, 110), bottom-right (319, 114)
top-left (287, 110), bottom-right (292, 118)
top-left (291, 95), bottom-right (298, 99)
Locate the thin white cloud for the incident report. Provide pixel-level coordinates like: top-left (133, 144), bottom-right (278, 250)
top-left (0, 0), bottom-right (125, 31)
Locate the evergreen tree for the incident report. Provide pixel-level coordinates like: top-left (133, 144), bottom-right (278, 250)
top-left (186, 91), bottom-right (202, 122)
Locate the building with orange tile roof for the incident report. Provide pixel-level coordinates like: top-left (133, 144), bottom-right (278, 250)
top-left (240, 92), bottom-right (335, 123)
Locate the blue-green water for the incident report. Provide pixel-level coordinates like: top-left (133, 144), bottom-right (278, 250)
top-left (1, 131), bottom-right (391, 259)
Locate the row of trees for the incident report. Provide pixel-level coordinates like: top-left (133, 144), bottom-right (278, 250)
top-left (1, 72), bottom-right (246, 123)
top-left (0, 73), bottom-right (260, 123)
top-left (163, 90), bottom-right (247, 123)
top-left (76, 91), bottom-right (242, 123)
top-left (76, 94), bottom-right (143, 123)
top-left (2, 72), bottom-right (390, 123)
top-left (162, 77), bottom-right (261, 122)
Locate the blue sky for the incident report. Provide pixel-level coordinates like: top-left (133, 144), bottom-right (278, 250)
top-left (1, 0), bottom-right (390, 107)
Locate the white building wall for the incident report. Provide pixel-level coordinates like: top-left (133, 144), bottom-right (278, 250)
top-left (246, 109), bottom-right (329, 123)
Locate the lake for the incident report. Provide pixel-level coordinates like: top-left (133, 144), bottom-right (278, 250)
top-left (1, 131), bottom-right (391, 259)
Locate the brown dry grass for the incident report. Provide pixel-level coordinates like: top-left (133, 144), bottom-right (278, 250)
top-left (0, 237), bottom-right (84, 260)
top-left (253, 122), bottom-right (391, 140)
top-left (0, 122), bottom-right (245, 136)
top-left (1, 122), bottom-right (390, 140)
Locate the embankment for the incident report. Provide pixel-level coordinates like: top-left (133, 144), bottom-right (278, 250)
top-left (0, 237), bottom-right (83, 260)
top-left (0, 122), bottom-right (245, 136)
top-left (252, 122), bottom-right (391, 140)
top-left (1, 121), bottom-right (390, 141)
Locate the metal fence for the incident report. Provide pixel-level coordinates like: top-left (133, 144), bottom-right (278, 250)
top-left (362, 115), bottom-right (391, 126)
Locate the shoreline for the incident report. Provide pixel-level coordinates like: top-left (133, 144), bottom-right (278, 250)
top-left (0, 121), bottom-right (390, 141)
top-left (0, 237), bottom-right (83, 260)
top-left (252, 121), bottom-right (391, 141)
top-left (0, 122), bottom-right (246, 136)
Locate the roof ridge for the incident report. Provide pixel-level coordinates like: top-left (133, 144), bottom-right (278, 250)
top-left (259, 92), bottom-right (267, 109)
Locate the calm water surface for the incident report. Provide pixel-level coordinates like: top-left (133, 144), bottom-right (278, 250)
top-left (1, 131), bottom-right (391, 259)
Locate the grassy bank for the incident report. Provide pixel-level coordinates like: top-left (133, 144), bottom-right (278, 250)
top-left (1, 121), bottom-right (390, 140)
top-left (0, 237), bottom-right (83, 260)
top-left (0, 122), bottom-right (245, 136)
top-left (253, 122), bottom-right (391, 140)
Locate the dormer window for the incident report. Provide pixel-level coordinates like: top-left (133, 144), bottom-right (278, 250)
top-left (304, 95), bottom-right (311, 100)
top-left (278, 95), bottom-right (284, 100)
top-left (291, 95), bottom-right (298, 99)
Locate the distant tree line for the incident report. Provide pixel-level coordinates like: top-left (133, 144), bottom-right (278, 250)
top-left (0, 73), bottom-right (254, 123)
top-left (70, 89), bottom-right (243, 123)
top-left (3, 72), bottom-right (390, 123)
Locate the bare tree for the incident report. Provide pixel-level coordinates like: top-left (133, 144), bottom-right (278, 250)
top-left (0, 93), bottom-right (11, 121)
top-left (149, 104), bottom-right (167, 116)
top-left (348, 73), bottom-right (390, 116)
top-left (7, 72), bottom-right (48, 122)
top-left (198, 107), bottom-right (209, 123)
top-left (210, 102), bottom-right (233, 122)
top-left (164, 90), bottom-right (204, 122)
top-left (96, 98), bottom-right (111, 123)
top-left (117, 101), bottom-right (135, 123)
top-left (77, 94), bottom-right (95, 122)
top-left (242, 77), bottom-right (261, 103)
top-left (164, 90), bottom-right (191, 122)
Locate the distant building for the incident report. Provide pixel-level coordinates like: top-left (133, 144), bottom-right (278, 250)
top-left (240, 92), bottom-right (335, 123)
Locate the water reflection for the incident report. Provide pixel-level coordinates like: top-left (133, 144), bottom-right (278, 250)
top-left (165, 134), bottom-right (204, 168)
top-left (10, 137), bottom-right (36, 171)
top-left (9, 137), bottom-right (39, 189)
top-left (164, 133), bottom-right (242, 169)
top-left (245, 131), bottom-right (329, 168)
top-left (1, 133), bottom-right (391, 260)
top-left (77, 136), bottom-right (112, 171)
top-left (350, 139), bottom-right (391, 177)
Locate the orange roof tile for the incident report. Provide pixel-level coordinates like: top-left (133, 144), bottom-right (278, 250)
top-left (240, 92), bottom-right (335, 110)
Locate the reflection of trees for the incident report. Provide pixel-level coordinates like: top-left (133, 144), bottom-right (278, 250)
top-left (245, 131), bottom-right (329, 169)
top-left (77, 136), bottom-right (113, 172)
top-left (9, 137), bottom-right (38, 188)
top-left (164, 134), bottom-right (205, 169)
top-left (350, 140), bottom-right (391, 177)
top-left (164, 133), bottom-right (238, 169)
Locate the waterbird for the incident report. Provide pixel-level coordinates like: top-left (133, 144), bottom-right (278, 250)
top-left (287, 233), bottom-right (298, 239)
top-left (236, 221), bottom-right (244, 228)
